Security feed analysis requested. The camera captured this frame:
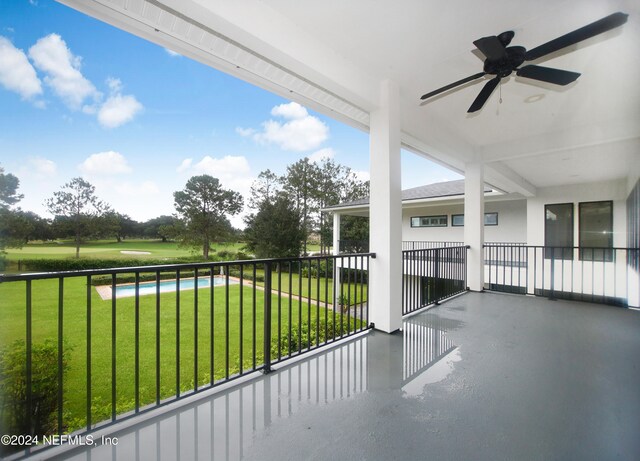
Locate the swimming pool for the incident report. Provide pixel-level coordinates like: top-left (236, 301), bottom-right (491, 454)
top-left (112, 276), bottom-right (237, 298)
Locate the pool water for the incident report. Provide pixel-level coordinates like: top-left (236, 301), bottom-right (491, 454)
top-left (114, 276), bottom-right (237, 298)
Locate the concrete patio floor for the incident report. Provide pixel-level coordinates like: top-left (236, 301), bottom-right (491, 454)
top-left (41, 292), bottom-right (639, 461)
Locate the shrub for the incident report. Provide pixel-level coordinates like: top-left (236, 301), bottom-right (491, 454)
top-left (20, 256), bottom-right (204, 272)
top-left (0, 340), bottom-right (70, 446)
top-left (271, 316), bottom-right (361, 358)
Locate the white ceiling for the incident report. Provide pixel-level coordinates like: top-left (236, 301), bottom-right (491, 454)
top-left (59, 0), bottom-right (640, 193)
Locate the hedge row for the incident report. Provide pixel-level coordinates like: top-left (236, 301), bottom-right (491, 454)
top-left (18, 251), bottom-right (253, 273)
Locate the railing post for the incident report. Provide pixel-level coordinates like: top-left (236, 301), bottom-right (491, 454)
top-left (549, 247), bottom-right (556, 300)
top-left (434, 249), bottom-right (440, 305)
top-left (263, 261), bottom-right (273, 374)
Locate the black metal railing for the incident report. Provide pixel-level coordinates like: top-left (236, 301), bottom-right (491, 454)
top-left (402, 246), bottom-right (469, 315)
top-left (402, 241), bottom-right (464, 251)
top-left (338, 241), bottom-right (470, 254)
top-left (483, 245), bottom-right (639, 307)
top-left (0, 253), bottom-right (372, 457)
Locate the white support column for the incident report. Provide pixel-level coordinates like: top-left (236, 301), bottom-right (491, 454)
top-left (332, 212), bottom-right (341, 255)
top-left (369, 80), bottom-right (402, 333)
top-left (464, 160), bottom-right (485, 291)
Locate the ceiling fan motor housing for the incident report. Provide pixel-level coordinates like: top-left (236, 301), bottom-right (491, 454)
top-left (484, 46), bottom-right (526, 78)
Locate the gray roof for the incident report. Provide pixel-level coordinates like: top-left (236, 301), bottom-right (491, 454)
top-left (328, 179), bottom-right (492, 209)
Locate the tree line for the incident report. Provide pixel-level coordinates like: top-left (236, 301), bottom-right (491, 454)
top-left (0, 158), bottom-right (369, 261)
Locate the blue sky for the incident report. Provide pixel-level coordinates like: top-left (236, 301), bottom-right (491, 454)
top-left (0, 0), bottom-right (460, 227)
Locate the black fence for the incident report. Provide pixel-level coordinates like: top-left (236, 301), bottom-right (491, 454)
top-left (0, 254), bottom-right (372, 457)
top-left (402, 241), bottom-right (464, 251)
top-left (402, 246), bottom-right (469, 315)
top-left (484, 245), bottom-right (639, 307)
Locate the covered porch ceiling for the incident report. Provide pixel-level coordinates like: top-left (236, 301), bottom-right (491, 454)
top-left (59, 0), bottom-right (640, 194)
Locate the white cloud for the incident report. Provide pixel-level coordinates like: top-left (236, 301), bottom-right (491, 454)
top-left (309, 147), bottom-right (335, 163)
top-left (354, 170), bottom-right (370, 182)
top-left (97, 94), bottom-right (143, 128)
top-left (243, 102), bottom-right (329, 152)
top-left (0, 36), bottom-right (42, 100)
top-left (28, 156), bottom-right (57, 177)
top-left (176, 158), bottom-right (193, 173)
top-left (28, 33), bottom-right (100, 110)
top-left (270, 102), bottom-right (308, 119)
top-left (106, 77), bottom-right (122, 93)
top-left (254, 116), bottom-right (328, 151)
top-left (235, 127), bottom-right (255, 137)
top-left (164, 48), bottom-right (181, 57)
top-left (79, 151), bottom-right (132, 175)
top-left (190, 155), bottom-right (251, 179)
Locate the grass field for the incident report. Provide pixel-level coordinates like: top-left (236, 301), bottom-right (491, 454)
top-left (0, 277), bottom-right (362, 432)
top-left (3, 239), bottom-right (245, 262)
top-left (0, 240), bottom-right (365, 434)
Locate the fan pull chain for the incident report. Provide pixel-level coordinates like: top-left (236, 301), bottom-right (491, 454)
top-left (499, 80), bottom-right (503, 104)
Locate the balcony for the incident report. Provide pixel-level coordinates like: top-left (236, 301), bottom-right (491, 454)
top-left (14, 291), bottom-right (640, 460)
top-left (1, 245), bottom-right (638, 459)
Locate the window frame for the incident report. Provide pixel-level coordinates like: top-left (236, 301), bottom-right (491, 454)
top-left (410, 215), bottom-right (448, 228)
top-left (451, 214), bottom-right (464, 227)
top-left (544, 203), bottom-right (574, 260)
top-left (578, 200), bottom-right (613, 262)
top-left (450, 213), bottom-right (498, 227)
top-left (484, 212), bottom-right (499, 226)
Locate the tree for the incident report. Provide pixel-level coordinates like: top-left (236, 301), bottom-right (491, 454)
top-left (312, 159), bottom-right (369, 253)
top-left (101, 211), bottom-right (139, 242)
top-left (0, 166), bottom-right (23, 209)
top-left (248, 169), bottom-right (281, 210)
top-left (0, 166), bottom-right (28, 269)
top-left (18, 211), bottom-right (53, 242)
top-left (173, 175), bottom-right (243, 259)
top-left (243, 193), bottom-right (304, 259)
top-left (143, 215), bottom-right (178, 242)
top-left (45, 178), bottom-right (109, 258)
top-left (282, 158), bottom-right (320, 255)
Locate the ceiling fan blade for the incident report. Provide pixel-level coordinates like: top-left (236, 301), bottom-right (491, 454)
top-left (420, 72), bottom-right (486, 100)
top-left (473, 35), bottom-right (507, 60)
top-left (468, 77), bottom-right (500, 113)
top-left (525, 12), bottom-right (628, 61)
top-left (516, 65), bottom-right (580, 85)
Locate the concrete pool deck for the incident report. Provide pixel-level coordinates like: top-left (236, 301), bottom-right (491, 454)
top-left (38, 292), bottom-right (640, 460)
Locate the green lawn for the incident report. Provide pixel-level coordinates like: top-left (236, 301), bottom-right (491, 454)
top-left (4, 239), bottom-right (245, 262)
top-left (0, 274), bottom-right (363, 433)
top-left (0, 239), bottom-right (367, 433)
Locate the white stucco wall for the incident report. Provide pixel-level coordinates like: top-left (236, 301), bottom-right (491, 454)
top-left (526, 179), bottom-right (628, 248)
top-left (402, 198), bottom-right (527, 243)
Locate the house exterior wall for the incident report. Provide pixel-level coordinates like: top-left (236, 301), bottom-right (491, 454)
top-left (525, 179), bottom-right (628, 248)
top-left (402, 199), bottom-right (527, 243)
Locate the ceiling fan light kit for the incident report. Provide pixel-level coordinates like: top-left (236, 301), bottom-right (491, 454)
top-left (419, 12), bottom-right (628, 113)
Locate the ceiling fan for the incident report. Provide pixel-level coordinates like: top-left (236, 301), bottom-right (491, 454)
top-left (419, 12), bottom-right (628, 113)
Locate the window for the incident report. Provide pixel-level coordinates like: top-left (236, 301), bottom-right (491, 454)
top-left (484, 212), bottom-right (498, 226)
top-left (410, 215), bottom-right (447, 227)
top-left (579, 201), bottom-right (613, 262)
top-left (450, 213), bottom-right (498, 227)
top-left (545, 203), bottom-right (573, 259)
